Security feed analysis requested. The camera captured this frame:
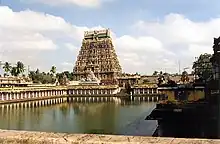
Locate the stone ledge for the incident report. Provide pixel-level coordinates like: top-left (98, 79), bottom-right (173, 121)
top-left (0, 129), bottom-right (219, 144)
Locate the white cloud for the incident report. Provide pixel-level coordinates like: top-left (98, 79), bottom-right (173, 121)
top-left (0, 6), bottom-right (219, 75)
top-left (21, 0), bottom-right (113, 8)
top-left (65, 43), bottom-right (78, 52)
top-left (61, 62), bottom-right (73, 72)
top-left (0, 6), bottom-right (99, 73)
top-left (116, 35), bottom-right (164, 52)
top-left (130, 13), bottom-right (220, 74)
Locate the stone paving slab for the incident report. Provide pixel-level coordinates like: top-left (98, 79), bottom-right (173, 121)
top-left (0, 129), bottom-right (219, 144)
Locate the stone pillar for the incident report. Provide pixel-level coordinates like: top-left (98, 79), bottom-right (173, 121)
top-left (92, 90), bottom-right (95, 95)
top-left (6, 93), bottom-right (9, 100)
top-left (28, 92), bottom-right (31, 98)
top-left (9, 93), bottom-right (12, 100)
top-left (16, 93), bottom-right (19, 99)
top-left (152, 89), bottom-right (154, 94)
top-left (143, 89), bottom-right (145, 94)
top-left (20, 92), bottom-right (23, 99)
top-left (133, 89), bottom-right (136, 95)
top-left (1, 93), bottom-right (3, 100)
top-left (72, 90), bottom-right (75, 95)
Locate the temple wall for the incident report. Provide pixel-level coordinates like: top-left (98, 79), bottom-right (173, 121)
top-left (0, 129), bottom-right (218, 144)
top-left (0, 85), bottom-right (162, 104)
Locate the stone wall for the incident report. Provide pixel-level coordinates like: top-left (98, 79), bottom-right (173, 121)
top-left (0, 129), bottom-right (219, 144)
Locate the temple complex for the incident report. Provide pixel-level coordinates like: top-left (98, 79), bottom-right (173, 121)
top-left (0, 76), bottom-right (32, 87)
top-left (73, 29), bottom-right (122, 85)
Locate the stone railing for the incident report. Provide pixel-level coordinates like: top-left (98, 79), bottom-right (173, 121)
top-left (0, 129), bottom-right (219, 144)
top-left (0, 86), bottom-right (67, 92)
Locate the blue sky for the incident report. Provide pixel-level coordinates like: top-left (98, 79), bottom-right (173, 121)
top-left (0, 0), bottom-right (220, 74)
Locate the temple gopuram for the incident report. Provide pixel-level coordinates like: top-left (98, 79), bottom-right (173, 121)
top-left (73, 29), bottom-right (122, 85)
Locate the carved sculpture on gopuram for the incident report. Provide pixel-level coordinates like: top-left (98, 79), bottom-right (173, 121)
top-left (73, 28), bottom-right (122, 85)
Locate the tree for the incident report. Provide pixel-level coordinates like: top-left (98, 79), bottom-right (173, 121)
top-left (3, 62), bottom-right (11, 76)
top-left (153, 71), bottom-right (158, 76)
top-left (16, 61), bottom-right (25, 76)
top-left (181, 71), bottom-right (189, 83)
top-left (163, 72), bottom-right (169, 76)
top-left (10, 67), bottom-right (18, 76)
top-left (50, 66), bottom-right (56, 76)
top-left (35, 69), bottom-right (40, 75)
top-left (192, 53), bottom-right (213, 81)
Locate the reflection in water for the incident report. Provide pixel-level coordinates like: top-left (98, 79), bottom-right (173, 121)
top-left (0, 102), bottom-right (157, 136)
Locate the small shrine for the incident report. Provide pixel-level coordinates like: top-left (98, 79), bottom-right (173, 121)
top-left (79, 70), bottom-right (100, 85)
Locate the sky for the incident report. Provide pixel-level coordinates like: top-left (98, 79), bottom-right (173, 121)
top-left (0, 0), bottom-right (220, 75)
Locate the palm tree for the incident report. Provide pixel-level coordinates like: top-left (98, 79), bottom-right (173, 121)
top-left (153, 71), bottom-right (158, 76)
top-left (10, 67), bottom-right (18, 76)
top-left (16, 61), bottom-right (25, 76)
top-left (50, 66), bottom-right (56, 76)
top-left (3, 62), bottom-right (11, 76)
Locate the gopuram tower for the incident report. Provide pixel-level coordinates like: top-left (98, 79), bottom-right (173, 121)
top-left (73, 29), bottom-right (122, 85)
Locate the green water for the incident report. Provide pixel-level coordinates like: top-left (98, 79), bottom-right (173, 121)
top-left (0, 102), bottom-right (157, 136)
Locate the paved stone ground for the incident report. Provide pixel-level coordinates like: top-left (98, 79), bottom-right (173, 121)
top-left (0, 129), bottom-right (219, 144)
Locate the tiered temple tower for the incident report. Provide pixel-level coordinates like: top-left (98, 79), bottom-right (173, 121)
top-left (73, 29), bottom-right (122, 85)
